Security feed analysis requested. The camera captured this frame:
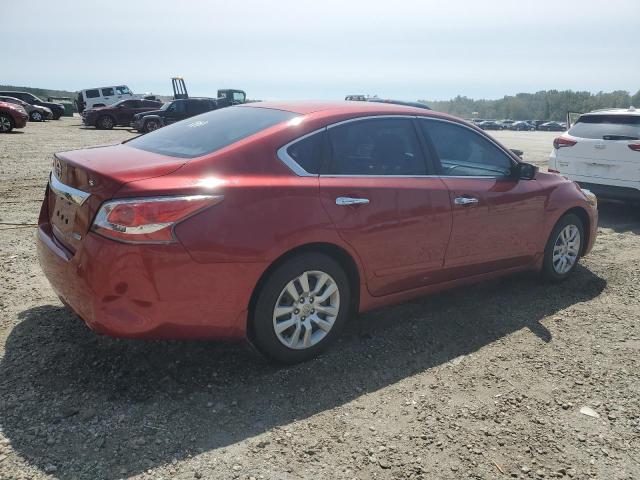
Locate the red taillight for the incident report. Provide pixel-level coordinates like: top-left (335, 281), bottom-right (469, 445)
top-left (92, 195), bottom-right (223, 244)
top-left (553, 137), bottom-right (577, 149)
top-left (629, 143), bottom-right (640, 152)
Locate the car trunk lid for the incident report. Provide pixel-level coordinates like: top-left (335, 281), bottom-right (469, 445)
top-left (47, 143), bottom-right (187, 252)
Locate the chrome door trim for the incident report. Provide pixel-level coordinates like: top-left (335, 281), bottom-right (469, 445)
top-left (49, 172), bottom-right (91, 206)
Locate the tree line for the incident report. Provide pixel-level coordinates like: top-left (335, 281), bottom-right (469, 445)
top-left (421, 90), bottom-right (640, 121)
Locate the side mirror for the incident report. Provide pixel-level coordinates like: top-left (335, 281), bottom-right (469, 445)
top-left (517, 162), bottom-right (538, 180)
top-left (510, 148), bottom-right (524, 159)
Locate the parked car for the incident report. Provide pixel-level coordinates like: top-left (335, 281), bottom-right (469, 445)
top-left (549, 107), bottom-right (640, 202)
top-left (0, 91), bottom-right (65, 119)
top-left (75, 85), bottom-right (136, 113)
top-left (131, 97), bottom-right (217, 133)
top-left (539, 121), bottom-right (566, 132)
top-left (0, 101), bottom-right (29, 133)
top-left (82, 99), bottom-right (164, 129)
top-left (510, 121), bottom-right (536, 131)
top-left (37, 101), bottom-right (598, 363)
top-left (477, 120), bottom-right (504, 130)
top-left (0, 96), bottom-right (52, 121)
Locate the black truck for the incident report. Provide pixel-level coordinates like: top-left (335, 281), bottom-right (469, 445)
top-left (131, 89), bottom-right (246, 133)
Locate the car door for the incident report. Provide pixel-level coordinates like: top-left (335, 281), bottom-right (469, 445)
top-left (115, 100), bottom-right (140, 124)
top-left (318, 116), bottom-right (452, 296)
top-left (418, 118), bottom-right (546, 275)
top-left (100, 87), bottom-right (116, 106)
top-left (163, 100), bottom-right (186, 125)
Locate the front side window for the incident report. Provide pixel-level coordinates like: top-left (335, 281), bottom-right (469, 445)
top-left (116, 86), bottom-right (131, 95)
top-left (420, 120), bottom-right (513, 177)
top-left (127, 106), bottom-right (297, 158)
top-left (101, 88), bottom-right (115, 97)
top-left (326, 118), bottom-right (427, 175)
top-left (233, 91), bottom-right (245, 103)
top-left (569, 114), bottom-right (640, 140)
top-left (85, 89), bottom-right (100, 99)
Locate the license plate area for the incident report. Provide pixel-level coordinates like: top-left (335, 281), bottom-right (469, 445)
top-left (51, 194), bottom-right (77, 236)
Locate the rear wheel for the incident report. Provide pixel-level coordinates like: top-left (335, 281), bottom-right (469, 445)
top-left (97, 115), bottom-right (115, 130)
top-left (30, 110), bottom-right (43, 122)
top-left (0, 114), bottom-right (13, 133)
top-left (251, 253), bottom-right (350, 364)
top-left (541, 213), bottom-right (584, 282)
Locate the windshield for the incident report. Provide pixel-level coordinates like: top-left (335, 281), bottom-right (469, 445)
top-left (160, 102), bottom-right (172, 111)
top-left (127, 106), bottom-right (298, 158)
top-left (569, 114), bottom-right (640, 140)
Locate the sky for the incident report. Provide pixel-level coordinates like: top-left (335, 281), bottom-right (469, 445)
top-left (4, 0), bottom-right (638, 101)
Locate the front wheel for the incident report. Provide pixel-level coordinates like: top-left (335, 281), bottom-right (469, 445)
top-left (144, 119), bottom-right (160, 133)
top-left (541, 213), bottom-right (584, 282)
top-left (97, 115), bottom-right (115, 130)
top-left (250, 253), bottom-right (351, 364)
top-left (30, 110), bottom-right (43, 122)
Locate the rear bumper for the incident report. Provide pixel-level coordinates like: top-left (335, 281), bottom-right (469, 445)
top-left (578, 181), bottom-right (640, 203)
top-left (36, 201), bottom-right (266, 340)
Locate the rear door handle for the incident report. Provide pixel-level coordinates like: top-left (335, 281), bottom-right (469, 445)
top-left (454, 196), bottom-right (479, 205)
top-left (336, 197), bottom-right (370, 206)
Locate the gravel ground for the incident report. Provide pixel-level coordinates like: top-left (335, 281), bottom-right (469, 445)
top-left (1, 117), bottom-right (639, 480)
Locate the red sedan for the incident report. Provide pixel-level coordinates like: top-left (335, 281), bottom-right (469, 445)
top-left (0, 101), bottom-right (29, 133)
top-left (37, 101), bottom-right (598, 363)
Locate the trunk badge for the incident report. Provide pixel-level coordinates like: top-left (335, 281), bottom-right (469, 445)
top-left (88, 178), bottom-right (96, 187)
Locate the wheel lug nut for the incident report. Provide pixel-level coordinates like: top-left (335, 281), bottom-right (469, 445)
top-left (301, 316), bottom-right (306, 320)
top-left (299, 298), bottom-right (304, 303)
top-left (309, 297), bottom-right (314, 303)
top-left (294, 309), bottom-right (299, 314)
top-left (311, 309), bottom-right (315, 313)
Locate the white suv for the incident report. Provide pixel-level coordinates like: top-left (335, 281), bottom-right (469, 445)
top-left (549, 107), bottom-right (640, 202)
top-left (76, 85), bottom-right (135, 113)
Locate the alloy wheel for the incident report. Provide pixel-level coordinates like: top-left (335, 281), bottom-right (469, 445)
top-left (272, 270), bottom-right (340, 350)
top-left (31, 111), bottom-right (43, 121)
top-left (146, 121), bottom-right (159, 132)
top-left (552, 224), bottom-right (581, 274)
top-left (0, 115), bottom-right (11, 132)
top-left (100, 116), bottom-right (114, 129)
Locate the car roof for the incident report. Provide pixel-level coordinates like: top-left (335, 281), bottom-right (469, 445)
top-left (581, 107), bottom-right (639, 117)
top-left (240, 100), bottom-right (455, 119)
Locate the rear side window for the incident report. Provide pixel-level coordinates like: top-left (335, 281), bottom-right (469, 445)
top-left (285, 131), bottom-right (327, 174)
top-left (141, 100), bottom-right (162, 108)
top-left (569, 115), bottom-right (640, 140)
top-left (420, 120), bottom-right (513, 177)
top-left (127, 106), bottom-right (298, 158)
top-left (326, 118), bottom-right (427, 175)
top-left (85, 89), bottom-right (100, 99)
top-left (101, 88), bottom-right (115, 97)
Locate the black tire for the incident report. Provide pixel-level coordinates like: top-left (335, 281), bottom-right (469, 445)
top-left (30, 110), bottom-right (44, 122)
top-left (250, 253), bottom-right (351, 364)
top-left (97, 115), bottom-right (115, 130)
top-left (0, 114), bottom-right (14, 133)
top-left (144, 119), bottom-right (160, 133)
top-left (541, 213), bottom-right (585, 282)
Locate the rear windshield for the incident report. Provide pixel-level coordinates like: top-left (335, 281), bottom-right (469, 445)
top-left (127, 106), bottom-right (298, 158)
top-left (569, 114), bottom-right (640, 140)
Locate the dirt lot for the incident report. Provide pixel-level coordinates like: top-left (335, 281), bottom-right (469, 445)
top-left (1, 117), bottom-right (639, 480)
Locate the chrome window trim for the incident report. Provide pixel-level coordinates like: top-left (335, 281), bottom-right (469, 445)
top-left (49, 172), bottom-right (91, 206)
top-left (276, 127), bottom-right (326, 177)
top-left (276, 114), bottom-right (517, 179)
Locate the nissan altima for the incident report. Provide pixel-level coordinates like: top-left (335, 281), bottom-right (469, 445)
top-left (37, 101), bottom-right (598, 363)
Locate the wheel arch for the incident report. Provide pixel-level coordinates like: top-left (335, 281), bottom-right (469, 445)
top-left (246, 242), bottom-right (362, 338)
top-left (560, 206), bottom-right (591, 256)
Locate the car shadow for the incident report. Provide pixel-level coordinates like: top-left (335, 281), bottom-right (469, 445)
top-left (597, 201), bottom-right (640, 234)
top-left (0, 267), bottom-right (606, 479)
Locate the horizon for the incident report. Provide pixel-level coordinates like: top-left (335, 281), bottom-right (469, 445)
top-left (5, 0), bottom-right (639, 101)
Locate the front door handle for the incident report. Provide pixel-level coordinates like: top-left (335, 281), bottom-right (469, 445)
top-left (336, 196), bottom-right (370, 206)
top-left (454, 196), bottom-right (479, 205)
